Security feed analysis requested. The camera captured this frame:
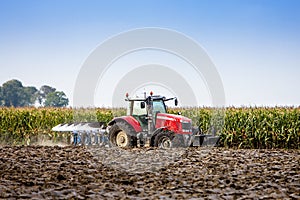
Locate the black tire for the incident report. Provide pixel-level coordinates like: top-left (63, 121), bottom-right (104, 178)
top-left (108, 121), bottom-right (137, 147)
top-left (154, 131), bottom-right (174, 148)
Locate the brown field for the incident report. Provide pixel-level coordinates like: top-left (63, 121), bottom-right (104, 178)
top-left (0, 146), bottom-right (299, 199)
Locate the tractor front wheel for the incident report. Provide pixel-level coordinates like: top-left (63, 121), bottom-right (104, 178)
top-left (154, 131), bottom-right (174, 148)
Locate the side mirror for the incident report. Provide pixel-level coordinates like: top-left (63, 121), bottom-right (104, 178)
top-left (175, 98), bottom-right (178, 106)
top-left (141, 102), bottom-right (145, 109)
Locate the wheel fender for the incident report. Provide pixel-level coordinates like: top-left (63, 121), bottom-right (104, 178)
top-left (109, 116), bottom-right (142, 132)
top-left (108, 118), bottom-right (140, 136)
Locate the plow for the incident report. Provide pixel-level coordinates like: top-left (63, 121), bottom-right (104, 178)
top-left (52, 92), bottom-right (220, 148)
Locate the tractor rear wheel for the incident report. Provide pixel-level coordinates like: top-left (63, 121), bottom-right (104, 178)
top-left (154, 131), bottom-right (174, 148)
top-left (109, 122), bottom-right (136, 147)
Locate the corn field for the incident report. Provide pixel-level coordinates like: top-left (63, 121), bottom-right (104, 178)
top-left (169, 107), bottom-right (300, 149)
top-left (0, 107), bottom-right (299, 148)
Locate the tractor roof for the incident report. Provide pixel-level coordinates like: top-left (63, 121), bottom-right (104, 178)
top-left (126, 95), bottom-right (166, 101)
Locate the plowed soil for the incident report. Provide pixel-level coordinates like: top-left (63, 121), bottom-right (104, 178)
top-left (0, 146), bottom-right (299, 199)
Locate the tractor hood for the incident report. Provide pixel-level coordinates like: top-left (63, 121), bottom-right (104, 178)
top-left (156, 113), bottom-right (192, 123)
top-left (155, 113), bottom-right (192, 134)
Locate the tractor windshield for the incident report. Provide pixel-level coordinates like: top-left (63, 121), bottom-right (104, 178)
top-left (153, 100), bottom-right (167, 113)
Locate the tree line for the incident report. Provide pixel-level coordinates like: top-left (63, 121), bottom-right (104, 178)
top-left (0, 79), bottom-right (69, 107)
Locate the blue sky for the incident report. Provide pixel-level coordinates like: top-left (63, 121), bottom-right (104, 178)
top-left (0, 0), bottom-right (299, 106)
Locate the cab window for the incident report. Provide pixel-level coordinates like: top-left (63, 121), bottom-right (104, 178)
top-left (132, 101), bottom-right (147, 115)
top-left (153, 100), bottom-right (166, 113)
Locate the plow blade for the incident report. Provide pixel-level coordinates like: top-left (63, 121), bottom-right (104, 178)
top-left (52, 122), bottom-right (106, 132)
top-left (52, 122), bottom-right (108, 146)
top-left (192, 134), bottom-right (220, 147)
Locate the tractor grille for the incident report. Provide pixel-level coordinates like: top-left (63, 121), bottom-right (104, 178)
top-left (181, 121), bottom-right (192, 132)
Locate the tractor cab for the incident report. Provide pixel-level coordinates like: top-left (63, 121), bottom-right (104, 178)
top-left (126, 93), bottom-right (177, 131)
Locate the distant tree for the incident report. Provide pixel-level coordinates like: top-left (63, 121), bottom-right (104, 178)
top-left (22, 86), bottom-right (38, 106)
top-left (0, 86), bottom-right (3, 106)
top-left (0, 79), bottom-right (68, 107)
top-left (2, 79), bottom-right (24, 107)
top-left (38, 85), bottom-right (56, 105)
top-left (44, 91), bottom-right (69, 107)
top-left (1, 79), bottom-right (38, 107)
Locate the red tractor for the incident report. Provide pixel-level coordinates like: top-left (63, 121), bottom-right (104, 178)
top-left (107, 92), bottom-right (219, 148)
top-left (52, 92), bottom-right (220, 147)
